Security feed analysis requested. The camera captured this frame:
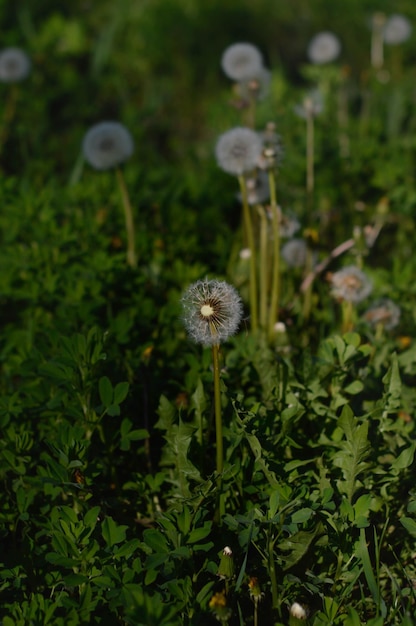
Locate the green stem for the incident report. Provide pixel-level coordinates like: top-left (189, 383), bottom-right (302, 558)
top-left (302, 246), bottom-right (314, 322)
top-left (306, 113), bottom-right (314, 196)
top-left (257, 204), bottom-right (269, 331)
top-left (116, 167), bottom-right (137, 268)
top-left (212, 343), bottom-right (224, 521)
top-left (269, 535), bottom-right (279, 610)
top-left (238, 175), bottom-right (258, 332)
top-left (268, 169), bottom-right (280, 340)
top-left (0, 85), bottom-right (19, 159)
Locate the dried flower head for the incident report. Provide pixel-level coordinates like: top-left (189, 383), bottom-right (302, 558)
top-left (248, 577), bottom-right (265, 605)
top-left (290, 602), bottom-right (308, 620)
top-left (364, 299), bottom-right (401, 330)
top-left (383, 14), bottom-right (412, 45)
top-left (82, 121), bottom-right (134, 170)
top-left (0, 47), bottom-right (31, 82)
top-left (330, 266), bottom-right (372, 303)
top-left (215, 127), bottom-right (263, 176)
top-left (307, 31), bottom-right (341, 64)
top-left (281, 238), bottom-right (308, 268)
top-left (181, 279), bottom-right (243, 347)
top-left (221, 42), bottom-right (263, 82)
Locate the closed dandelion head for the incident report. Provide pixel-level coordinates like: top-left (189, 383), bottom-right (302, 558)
top-left (221, 42), bottom-right (263, 82)
top-left (248, 577), bottom-right (265, 606)
top-left (281, 238), bottom-right (308, 268)
top-left (0, 47), bottom-right (31, 82)
top-left (364, 299), bottom-right (401, 330)
top-left (330, 266), bottom-right (372, 303)
top-left (383, 14), bottom-right (412, 45)
top-left (307, 31), bottom-right (341, 64)
top-left (215, 127), bottom-right (263, 176)
top-left (181, 279), bottom-right (243, 347)
top-left (82, 121), bottom-right (134, 170)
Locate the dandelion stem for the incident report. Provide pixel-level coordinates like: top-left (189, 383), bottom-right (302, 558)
top-left (268, 535), bottom-right (279, 609)
top-left (268, 169), bottom-right (280, 339)
top-left (0, 84), bottom-right (19, 158)
top-left (116, 167), bottom-right (137, 268)
top-left (306, 112), bottom-right (314, 196)
top-left (238, 175), bottom-right (258, 332)
top-left (257, 204), bottom-right (269, 330)
top-left (212, 343), bottom-right (224, 520)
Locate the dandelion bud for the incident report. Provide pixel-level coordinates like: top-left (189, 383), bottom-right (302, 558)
top-left (217, 546), bottom-right (234, 580)
top-left (82, 121), bottom-right (134, 170)
top-left (181, 279), bottom-right (243, 347)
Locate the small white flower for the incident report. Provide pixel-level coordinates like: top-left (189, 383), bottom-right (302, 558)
top-left (383, 14), bottom-right (412, 45)
top-left (0, 47), bottom-right (31, 82)
top-left (290, 602), bottom-right (308, 620)
top-left (221, 42), bottom-right (263, 82)
top-left (307, 31), bottom-right (341, 64)
top-left (330, 266), bottom-right (372, 304)
top-left (82, 121), bottom-right (134, 170)
top-left (239, 248), bottom-right (252, 260)
top-left (215, 127), bottom-right (263, 176)
top-left (274, 322), bottom-right (287, 334)
top-left (222, 546), bottom-right (233, 556)
top-left (181, 279), bottom-right (243, 347)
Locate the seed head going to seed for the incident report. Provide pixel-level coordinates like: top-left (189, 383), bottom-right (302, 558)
top-left (364, 298), bottom-right (401, 330)
top-left (221, 42), bottom-right (263, 82)
top-left (0, 47), bottom-right (31, 82)
top-left (215, 127), bottom-right (263, 176)
top-left (330, 266), bottom-right (372, 304)
top-left (281, 238), bottom-right (308, 268)
top-left (237, 171), bottom-right (270, 205)
top-left (181, 279), bottom-right (243, 347)
top-left (383, 14), bottom-right (412, 45)
top-left (307, 31), bottom-right (341, 64)
top-left (82, 121), bottom-right (134, 170)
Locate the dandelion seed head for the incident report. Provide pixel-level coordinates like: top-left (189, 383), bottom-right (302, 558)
top-left (290, 602), bottom-right (308, 620)
top-left (279, 212), bottom-right (301, 238)
top-left (330, 266), bottom-right (372, 303)
top-left (383, 14), bottom-right (412, 45)
top-left (181, 279), bottom-right (243, 347)
top-left (215, 127), bottom-right (263, 176)
top-left (364, 299), bottom-right (401, 330)
top-left (221, 42), bottom-right (263, 82)
top-left (0, 47), bottom-right (31, 82)
top-left (307, 31), bottom-right (341, 64)
top-left (281, 238), bottom-right (308, 268)
top-left (238, 67), bottom-right (272, 101)
top-left (237, 171), bottom-right (270, 205)
top-left (82, 121), bottom-right (134, 170)
top-left (294, 90), bottom-right (324, 119)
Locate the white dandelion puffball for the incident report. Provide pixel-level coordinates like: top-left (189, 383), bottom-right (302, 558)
top-left (290, 602), bottom-right (308, 620)
top-left (330, 266), bottom-right (372, 304)
top-left (364, 299), bottom-right (401, 330)
top-left (281, 238), bottom-right (308, 268)
top-left (0, 47), bottom-right (31, 82)
top-left (294, 90), bottom-right (324, 120)
top-left (181, 279), bottom-right (243, 347)
top-left (238, 67), bottom-right (272, 101)
top-left (383, 14), bottom-right (412, 45)
top-left (82, 121), bottom-right (134, 170)
top-left (307, 31), bottom-right (341, 64)
top-left (221, 42), bottom-right (263, 81)
top-left (215, 127), bottom-right (263, 176)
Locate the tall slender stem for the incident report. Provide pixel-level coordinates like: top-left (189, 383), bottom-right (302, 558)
top-left (212, 342), bottom-right (224, 522)
top-left (306, 113), bottom-right (314, 196)
top-left (238, 175), bottom-right (258, 332)
top-left (257, 204), bottom-right (269, 330)
top-left (116, 167), bottom-right (137, 268)
top-left (268, 169), bottom-right (280, 340)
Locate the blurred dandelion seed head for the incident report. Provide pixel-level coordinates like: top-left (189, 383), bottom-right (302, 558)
top-left (238, 67), bottom-right (272, 101)
top-left (364, 299), bottom-right (401, 330)
top-left (82, 121), bottom-right (134, 170)
top-left (279, 212), bottom-right (301, 238)
top-left (330, 266), bottom-right (372, 303)
top-left (238, 171), bottom-right (270, 205)
top-left (294, 90), bottom-right (324, 119)
top-left (383, 14), bottom-right (412, 45)
top-left (215, 127), bottom-right (263, 176)
top-left (181, 279), bottom-right (243, 346)
top-left (307, 31), bottom-right (341, 64)
top-left (221, 42), bottom-right (263, 82)
top-left (0, 47), bottom-right (31, 82)
top-left (281, 238), bottom-right (308, 268)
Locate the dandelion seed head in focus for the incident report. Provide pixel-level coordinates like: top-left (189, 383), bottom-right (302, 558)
top-left (383, 14), bottom-right (412, 45)
top-left (82, 121), bottom-right (134, 171)
top-left (330, 266), bottom-right (372, 303)
top-left (307, 31), bottom-right (341, 64)
top-left (0, 47), bottom-right (31, 82)
top-left (364, 299), bottom-right (401, 330)
top-left (181, 279), bottom-right (243, 347)
top-left (215, 127), bottom-right (263, 176)
top-left (221, 42), bottom-right (263, 82)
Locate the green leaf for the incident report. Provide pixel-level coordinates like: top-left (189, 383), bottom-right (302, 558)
top-left (99, 376), bottom-right (113, 407)
top-left (101, 516), bottom-right (127, 547)
top-left (400, 516), bottom-right (416, 538)
top-left (113, 381), bottom-right (129, 405)
top-left (143, 528), bottom-right (170, 553)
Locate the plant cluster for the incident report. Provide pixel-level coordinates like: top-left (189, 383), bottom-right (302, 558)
top-left (1, 2), bottom-right (416, 625)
